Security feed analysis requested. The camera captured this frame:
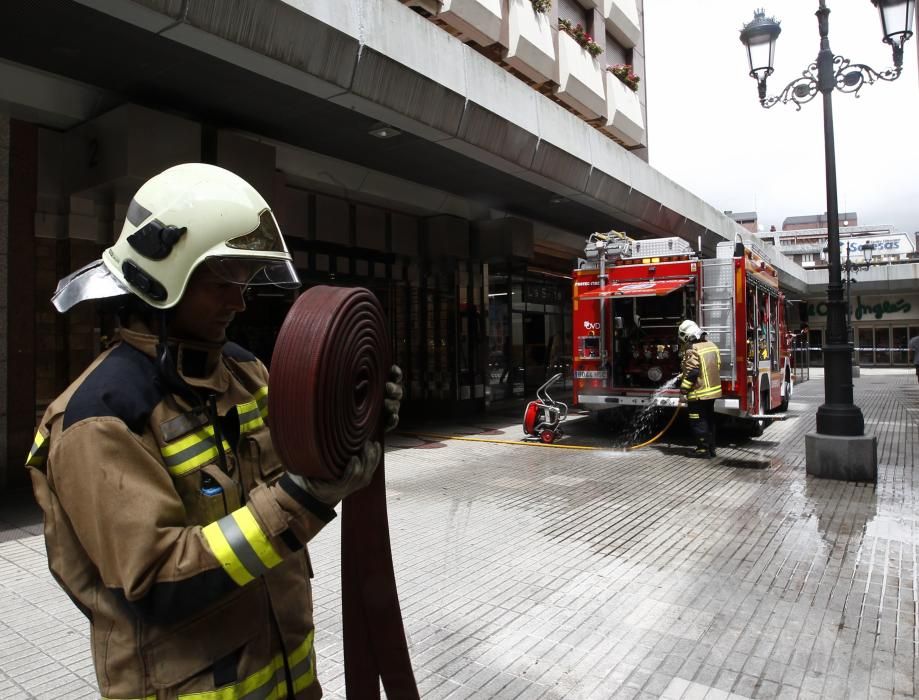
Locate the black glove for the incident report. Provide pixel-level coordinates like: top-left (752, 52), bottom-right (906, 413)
top-left (286, 441), bottom-right (381, 505)
top-left (384, 364), bottom-right (403, 432)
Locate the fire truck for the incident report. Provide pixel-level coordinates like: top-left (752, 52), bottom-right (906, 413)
top-left (572, 231), bottom-right (792, 435)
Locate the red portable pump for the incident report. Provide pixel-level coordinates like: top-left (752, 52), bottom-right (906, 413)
top-left (522, 372), bottom-right (568, 443)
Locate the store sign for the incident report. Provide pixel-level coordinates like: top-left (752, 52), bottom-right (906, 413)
top-left (833, 234), bottom-right (914, 256)
top-left (854, 298), bottom-right (912, 320)
top-left (808, 296), bottom-right (914, 320)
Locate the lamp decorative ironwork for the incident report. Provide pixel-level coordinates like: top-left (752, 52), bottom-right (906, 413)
top-left (739, 0), bottom-right (914, 442)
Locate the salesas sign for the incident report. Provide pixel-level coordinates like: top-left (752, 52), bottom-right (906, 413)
top-left (808, 296), bottom-right (913, 320)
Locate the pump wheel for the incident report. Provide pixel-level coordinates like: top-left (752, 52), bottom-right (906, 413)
top-left (540, 430), bottom-right (556, 444)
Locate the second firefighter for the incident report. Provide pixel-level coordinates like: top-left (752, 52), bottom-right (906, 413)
top-left (678, 320), bottom-right (722, 458)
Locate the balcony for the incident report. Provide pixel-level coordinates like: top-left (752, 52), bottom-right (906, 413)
top-left (438, 0), bottom-right (504, 47)
top-left (555, 31), bottom-right (606, 120)
top-left (503, 0), bottom-right (556, 84)
top-left (602, 70), bottom-right (644, 146)
top-left (596, 0), bottom-right (641, 48)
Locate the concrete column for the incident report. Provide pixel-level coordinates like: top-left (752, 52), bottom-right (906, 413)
top-left (0, 115), bottom-right (8, 489)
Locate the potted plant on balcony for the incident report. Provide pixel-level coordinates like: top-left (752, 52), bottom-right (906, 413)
top-left (530, 0), bottom-right (551, 12)
top-left (558, 18), bottom-right (603, 57)
top-left (608, 63), bottom-right (640, 92)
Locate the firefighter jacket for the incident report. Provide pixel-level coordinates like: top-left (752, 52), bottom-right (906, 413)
top-left (680, 339), bottom-right (723, 401)
top-left (24, 322), bottom-right (335, 700)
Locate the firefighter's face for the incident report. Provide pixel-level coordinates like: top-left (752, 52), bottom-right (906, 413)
top-left (171, 266), bottom-right (247, 343)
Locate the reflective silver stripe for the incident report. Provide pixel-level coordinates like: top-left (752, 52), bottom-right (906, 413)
top-left (290, 652), bottom-right (313, 688)
top-left (162, 434), bottom-right (220, 468)
top-left (218, 514), bottom-right (271, 580)
top-left (238, 404), bottom-right (264, 433)
top-left (238, 671), bottom-right (283, 700)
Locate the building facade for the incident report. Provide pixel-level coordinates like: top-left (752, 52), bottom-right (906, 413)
top-left (759, 217), bottom-right (918, 368)
top-left (0, 0), bottom-right (784, 489)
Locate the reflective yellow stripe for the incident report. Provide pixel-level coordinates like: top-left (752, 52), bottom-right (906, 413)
top-left (24, 430), bottom-right (48, 467)
top-left (101, 695), bottom-right (156, 700)
top-left (161, 425), bottom-right (231, 476)
top-left (163, 440), bottom-right (231, 477)
top-left (202, 507), bottom-right (282, 586)
top-left (161, 425), bottom-right (219, 457)
top-left (237, 399), bottom-right (265, 434)
top-left (253, 386), bottom-right (269, 419)
top-left (289, 630), bottom-right (316, 693)
top-left (288, 629), bottom-right (314, 668)
top-left (202, 519), bottom-right (253, 586)
top-left (688, 386), bottom-right (722, 400)
top-left (233, 507), bottom-right (283, 570)
top-left (177, 653), bottom-right (285, 700)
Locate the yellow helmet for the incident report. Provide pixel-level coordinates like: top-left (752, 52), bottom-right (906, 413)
top-left (52, 163), bottom-right (299, 311)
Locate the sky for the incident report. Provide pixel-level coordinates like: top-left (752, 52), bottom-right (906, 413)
top-left (643, 0), bottom-right (919, 235)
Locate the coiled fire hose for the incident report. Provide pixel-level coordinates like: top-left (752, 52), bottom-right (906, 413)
top-left (268, 286), bottom-right (418, 699)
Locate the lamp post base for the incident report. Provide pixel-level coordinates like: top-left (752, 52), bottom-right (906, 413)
top-left (805, 432), bottom-right (877, 482)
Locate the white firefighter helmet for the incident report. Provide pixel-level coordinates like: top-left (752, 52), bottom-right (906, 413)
top-left (52, 163), bottom-right (299, 312)
top-left (678, 319), bottom-right (703, 343)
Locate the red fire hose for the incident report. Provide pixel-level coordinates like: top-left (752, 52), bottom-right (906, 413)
top-left (268, 285), bottom-right (418, 699)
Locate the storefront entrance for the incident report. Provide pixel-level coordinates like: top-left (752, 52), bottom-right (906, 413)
top-left (855, 325), bottom-right (919, 366)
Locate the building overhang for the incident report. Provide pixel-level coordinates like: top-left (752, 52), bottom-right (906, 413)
top-left (0, 0), bottom-right (804, 278)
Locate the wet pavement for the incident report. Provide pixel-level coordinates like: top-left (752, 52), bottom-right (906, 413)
top-left (1, 368), bottom-right (918, 698)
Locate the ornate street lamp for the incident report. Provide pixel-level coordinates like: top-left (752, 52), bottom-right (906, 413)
top-left (739, 0), bottom-right (915, 481)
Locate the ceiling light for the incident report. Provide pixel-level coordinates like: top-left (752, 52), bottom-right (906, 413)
top-left (368, 123), bottom-right (401, 139)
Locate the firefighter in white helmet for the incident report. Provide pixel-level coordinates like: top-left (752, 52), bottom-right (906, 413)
top-left (678, 319), bottom-right (722, 458)
top-left (25, 163), bottom-right (402, 699)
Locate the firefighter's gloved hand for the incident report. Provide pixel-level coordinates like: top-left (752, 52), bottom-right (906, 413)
top-left (285, 441), bottom-right (381, 505)
top-left (384, 364), bottom-right (403, 432)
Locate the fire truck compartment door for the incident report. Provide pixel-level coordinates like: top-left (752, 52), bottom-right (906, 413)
top-left (579, 278), bottom-right (693, 299)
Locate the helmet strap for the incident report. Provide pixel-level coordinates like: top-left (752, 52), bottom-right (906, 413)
top-left (154, 311), bottom-right (229, 473)
top-left (155, 309), bottom-right (204, 413)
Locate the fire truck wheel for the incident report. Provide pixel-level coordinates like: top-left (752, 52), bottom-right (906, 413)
top-left (748, 417), bottom-right (765, 438)
top-left (540, 430), bottom-right (556, 444)
top-left (779, 378), bottom-right (791, 411)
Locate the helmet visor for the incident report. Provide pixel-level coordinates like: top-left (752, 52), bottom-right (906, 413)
top-left (205, 256), bottom-right (301, 289)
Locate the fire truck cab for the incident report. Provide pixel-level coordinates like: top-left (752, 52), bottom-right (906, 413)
top-left (572, 232), bottom-right (791, 435)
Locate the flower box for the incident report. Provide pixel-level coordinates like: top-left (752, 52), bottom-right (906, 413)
top-left (603, 69), bottom-right (644, 146)
top-left (438, 0), bottom-right (504, 47)
top-left (503, 0), bottom-right (556, 84)
top-left (556, 30), bottom-right (607, 120)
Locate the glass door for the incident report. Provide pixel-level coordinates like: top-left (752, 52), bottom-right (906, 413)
top-left (892, 327), bottom-right (908, 365)
top-left (808, 328), bottom-right (823, 365)
top-left (874, 327), bottom-right (890, 365)
top-left (857, 328), bottom-right (874, 366)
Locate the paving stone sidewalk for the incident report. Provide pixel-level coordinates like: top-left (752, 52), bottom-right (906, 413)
top-left (1, 369), bottom-right (917, 699)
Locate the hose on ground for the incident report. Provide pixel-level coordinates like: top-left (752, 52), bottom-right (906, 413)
top-left (626, 404), bottom-right (683, 451)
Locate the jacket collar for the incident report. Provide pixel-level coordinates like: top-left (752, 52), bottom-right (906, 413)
top-left (119, 321), bottom-right (230, 394)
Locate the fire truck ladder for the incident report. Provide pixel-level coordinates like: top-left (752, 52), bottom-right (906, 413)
top-left (700, 258), bottom-right (735, 382)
